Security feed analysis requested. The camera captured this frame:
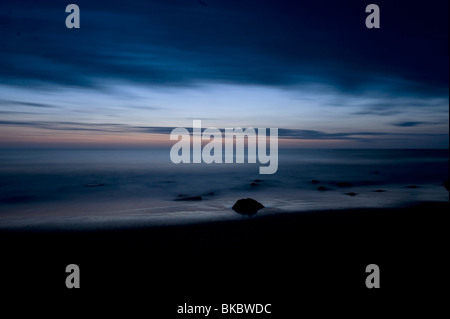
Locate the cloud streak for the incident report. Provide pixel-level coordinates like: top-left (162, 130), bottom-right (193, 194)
top-left (0, 99), bottom-right (58, 108)
top-left (0, 120), bottom-right (446, 143)
top-left (0, 0), bottom-right (448, 98)
top-left (391, 121), bottom-right (430, 127)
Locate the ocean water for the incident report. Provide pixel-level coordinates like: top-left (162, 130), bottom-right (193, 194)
top-left (0, 148), bottom-right (448, 229)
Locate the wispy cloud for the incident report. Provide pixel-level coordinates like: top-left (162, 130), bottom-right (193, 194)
top-left (0, 99), bottom-right (58, 108)
top-left (0, 0), bottom-right (448, 97)
top-left (0, 120), bottom-right (446, 143)
top-left (391, 121), bottom-right (429, 127)
top-left (352, 97), bottom-right (449, 116)
top-left (0, 110), bottom-right (48, 115)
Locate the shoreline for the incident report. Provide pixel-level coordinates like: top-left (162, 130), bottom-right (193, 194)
top-left (1, 201), bottom-right (447, 315)
top-left (0, 198), bottom-right (448, 231)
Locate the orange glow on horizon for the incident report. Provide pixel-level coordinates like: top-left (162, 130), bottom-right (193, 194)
top-left (0, 126), bottom-right (365, 149)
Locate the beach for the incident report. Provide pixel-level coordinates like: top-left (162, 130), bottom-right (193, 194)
top-left (1, 201), bottom-right (448, 316)
top-left (1, 0), bottom-right (448, 316)
top-left (0, 148), bottom-right (448, 229)
top-left (0, 148), bottom-right (448, 316)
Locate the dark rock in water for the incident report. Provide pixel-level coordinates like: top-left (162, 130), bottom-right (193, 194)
top-left (406, 185), bottom-right (419, 189)
top-left (317, 186), bottom-right (332, 191)
top-left (206, 192), bottom-right (215, 196)
top-left (85, 183), bottom-right (104, 187)
top-left (374, 190), bottom-right (386, 193)
top-left (232, 198), bottom-right (264, 215)
top-left (178, 194), bottom-right (189, 198)
top-left (336, 182), bottom-right (353, 187)
top-left (372, 171), bottom-right (381, 175)
top-left (346, 192), bottom-right (358, 197)
top-left (176, 196), bottom-right (203, 201)
top-left (251, 179), bottom-right (264, 187)
top-left (443, 179), bottom-right (450, 191)
top-left (311, 180), bottom-right (320, 185)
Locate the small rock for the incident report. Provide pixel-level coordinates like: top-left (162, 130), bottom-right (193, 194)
top-left (336, 182), bottom-right (353, 187)
top-left (346, 192), bottom-right (358, 197)
top-left (317, 186), bottom-right (332, 191)
top-left (406, 185), bottom-right (419, 189)
top-left (374, 190), bottom-right (386, 193)
top-left (443, 179), bottom-right (449, 191)
top-left (232, 198), bottom-right (264, 215)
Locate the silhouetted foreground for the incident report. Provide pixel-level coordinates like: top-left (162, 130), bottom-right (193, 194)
top-left (232, 198), bottom-right (265, 215)
top-left (1, 202), bottom-right (447, 317)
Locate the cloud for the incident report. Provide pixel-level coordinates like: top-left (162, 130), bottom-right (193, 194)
top-left (0, 99), bottom-right (58, 108)
top-left (391, 121), bottom-right (429, 127)
top-left (352, 97), bottom-right (449, 116)
top-left (278, 129), bottom-right (387, 140)
top-left (0, 111), bottom-right (46, 115)
top-left (0, 120), bottom-right (445, 143)
top-left (0, 0), bottom-right (447, 149)
top-left (0, 0), bottom-right (448, 98)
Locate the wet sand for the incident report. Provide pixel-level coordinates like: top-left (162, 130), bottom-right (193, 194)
top-left (1, 201), bottom-right (447, 316)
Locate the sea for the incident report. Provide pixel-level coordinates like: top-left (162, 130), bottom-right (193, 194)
top-left (0, 148), bottom-right (448, 230)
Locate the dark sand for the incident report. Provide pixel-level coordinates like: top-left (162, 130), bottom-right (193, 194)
top-left (1, 201), bottom-right (447, 317)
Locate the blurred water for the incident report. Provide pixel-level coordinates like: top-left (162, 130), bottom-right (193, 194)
top-left (0, 148), bottom-right (448, 229)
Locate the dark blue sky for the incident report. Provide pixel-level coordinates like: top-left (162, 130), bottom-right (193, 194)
top-left (0, 0), bottom-right (448, 147)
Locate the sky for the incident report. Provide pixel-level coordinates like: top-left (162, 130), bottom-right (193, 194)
top-left (0, 0), bottom-right (448, 148)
